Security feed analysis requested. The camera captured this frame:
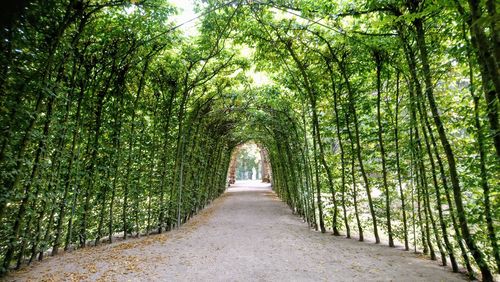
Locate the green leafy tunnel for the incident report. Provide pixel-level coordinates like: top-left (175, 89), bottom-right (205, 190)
top-left (0, 0), bottom-right (498, 280)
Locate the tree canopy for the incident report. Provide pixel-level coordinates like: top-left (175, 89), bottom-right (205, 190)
top-left (0, 0), bottom-right (498, 280)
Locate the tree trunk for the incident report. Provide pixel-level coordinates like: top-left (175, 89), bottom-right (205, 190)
top-left (338, 58), bottom-right (379, 243)
top-left (394, 71), bottom-right (409, 251)
top-left (345, 110), bottom-right (363, 241)
top-left (374, 51), bottom-right (394, 247)
top-left (2, 95), bottom-right (55, 271)
top-left (413, 17), bottom-right (493, 281)
top-left (327, 61), bottom-right (350, 238)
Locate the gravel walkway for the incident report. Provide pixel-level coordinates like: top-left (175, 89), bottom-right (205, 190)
top-left (6, 181), bottom-right (466, 281)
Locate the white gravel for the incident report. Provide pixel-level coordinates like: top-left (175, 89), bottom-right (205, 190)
top-left (7, 180), bottom-right (467, 281)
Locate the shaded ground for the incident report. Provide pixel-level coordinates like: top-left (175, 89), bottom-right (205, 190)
top-left (6, 180), bottom-right (466, 281)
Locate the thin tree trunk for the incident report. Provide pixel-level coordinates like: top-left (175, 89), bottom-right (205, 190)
top-left (374, 51), bottom-right (394, 247)
top-left (52, 74), bottom-right (85, 255)
top-left (465, 21), bottom-right (500, 273)
top-left (417, 92), bottom-right (457, 269)
top-left (394, 71), bottom-right (409, 251)
top-left (415, 162), bottom-right (429, 255)
top-left (339, 59), bottom-right (379, 243)
top-left (312, 121), bottom-right (326, 233)
top-left (108, 90), bottom-right (125, 244)
top-left (2, 95), bottom-right (55, 271)
top-left (345, 110), bottom-right (363, 241)
top-left (80, 83), bottom-right (107, 248)
top-left (312, 105), bottom-right (340, 235)
top-left (458, 0), bottom-right (500, 158)
top-left (413, 17), bottom-right (493, 281)
top-left (38, 205), bottom-right (56, 261)
top-left (328, 63), bottom-right (350, 238)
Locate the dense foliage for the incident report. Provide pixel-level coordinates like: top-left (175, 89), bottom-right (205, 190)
top-left (0, 0), bottom-right (498, 280)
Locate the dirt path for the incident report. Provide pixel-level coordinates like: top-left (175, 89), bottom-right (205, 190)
top-left (6, 181), bottom-right (466, 281)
